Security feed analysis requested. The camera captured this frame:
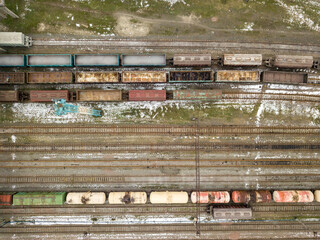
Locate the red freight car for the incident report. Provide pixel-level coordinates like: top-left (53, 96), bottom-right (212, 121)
top-left (0, 194), bottom-right (13, 205)
top-left (30, 90), bottom-right (69, 102)
top-left (129, 90), bottom-right (166, 101)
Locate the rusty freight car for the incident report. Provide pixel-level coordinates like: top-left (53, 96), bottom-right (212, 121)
top-left (75, 72), bottom-right (119, 83)
top-left (216, 70), bottom-right (260, 82)
top-left (173, 89), bottom-right (222, 101)
top-left (273, 55), bottom-right (314, 68)
top-left (0, 91), bottom-right (19, 102)
top-left (169, 71), bottom-right (213, 83)
top-left (0, 72), bottom-right (25, 84)
top-left (121, 71), bottom-right (167, 83)
top-left (76, 90), bottom-right (122, 102)
top-left (0, 193), bottom-right (14, 206)
top-left (30, 90), bottom-right (69, 102)
top-left (129, 90), bottom-right (166, 101)
top-left (173, 54), bottom-right (211, 66)
top-left (262, 71), bottom-right (307, 84)
top-left (27, 72), bottom-right (73, 84)
top-left (223, 54), bottom-right (262, 66)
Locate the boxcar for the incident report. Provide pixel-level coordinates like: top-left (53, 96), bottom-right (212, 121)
top-left (27, 54), bottom-right (73, 67)
top-left (262, 71), bottom-right (307, 84)
top-left (121, 54), bottom-right (166, 66)
top-left (129, 90), bottom-right (166, 101)
top-left (191, 191), bottom-right (230, 204)
top-left (0, 54), bottom-right (25, 67)
top-left (307, 74), bottom-right (320, 84)
top-left (13, 192), bottom-right (66, 205)
top-left (27, 72), bottom-right (73, 84)
top-left (223, 54), bottom-right (262, 66)
top-left (216, 70), bottom-right (260, 82)
top-left (273, 190), bottom-right (314, 203)
top-left (0, 91), bottom-right (19, 102)
top-left (169, 71), bottom-right (213, 83)
top-left (173, 54), bottom-right (211, 66)
top-left (66, 192), bottom-right (106, 204)
top-left (209, 206), bottom-right (252, 220)
top-left (150, 191), bottom-right (188, 204)
top-left (75, 72), bottom-right (119, 83)
top-left (274, 55), bottom-right (313, 68)
top-left (173, 89), bottom-right (222, 101)
top-left (0, 72), bottom-right (25, 84)
top-left (74, 54), bottom-right (119, 66)
top-left (122, 71), bottom-right (167, 83)
top-left (108, 192), bottom-right (147, 204)
top-left (30, 90), bottom-right (69, 102)
top-left (76, 90), bottom-right (122, 102)
top-left (315, 190), bottom-right (320, 202)
top-left (0, 193), bottom-right (14, 205)
top-left (232, 190), bottom-right (272, 203)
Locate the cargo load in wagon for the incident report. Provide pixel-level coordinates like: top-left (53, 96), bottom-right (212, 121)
top-left (0, 72), bottom-right (25, 84)
top-left (122, 71), bottom-right (167, 83)
top-left (76, 90), bottom-right (122, 102)
top-left (173, 89), bottom-right (222, 101)
top-left (121, 54), bottom-right (166, 66)
top-left (0, 90), bottom-right (19, 102)
top-left (75, 72), bottom-right (119, 83)
top-left (169, 71), bottom-right (213, 83)
top-left (274, 55), bottom-right (313, 68)
top-left (262, 71), bottom-right (307, 84)
top-left (74, 54), bottom-right (119, 66)
top-left (13, 192), bottom-right (66, 205)
top-left (129, 90), bottom-right (166, 101)
top-left (27, 72), bottom-right (73, 84)
top-left (216, 70), bottom-right (260, 82)
top-left (223, 54), bottom-right (262, 66)
top-left (108, 192), bottom-right (147, 204)
top-left (66, 192), bottom-right (106, 204)
top-left (27, 54), bottom-right (73, 67)
top-left (30, 90), bottom-right (69, 102)
top-left (0, 54), bottom-right (25, 67)
top-left (173, 54), bottom-right (211, 66)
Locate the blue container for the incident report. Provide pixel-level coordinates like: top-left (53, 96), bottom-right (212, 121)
top-left (121, 54), bottom-right (166, 67)
top-left (26, 54), bottom-right (73, 67)
top-left (74, 54), bottom-right (119, 67)
top-left (0, 54), bottom-right (25, 67)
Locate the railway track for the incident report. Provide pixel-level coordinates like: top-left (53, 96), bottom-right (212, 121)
top-left (1, 143), bottom-right (319, 152)
top-left (1, 125), bottom-right (320, 135)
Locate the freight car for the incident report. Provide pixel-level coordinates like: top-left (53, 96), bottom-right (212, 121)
top-left (30, 90), bottom-right (69, 102)
top-left (169, 71), bottom-right (213, 83)
top-left (150, 191), bottom-right (189, 204)
top-left (26, 54), bottom-right (73, 67)
top-left (0, 90), bottom-right (19, 102)
top-left (216, 70), bottom-right (260, 82)
top-left (273, 190), bottom-right (314, 203)
top-left (76, 90), bottom-right (122, 102)
top-left (272, 55), bottom-right (314, 69)
top-left (0, 193), bottom-right (14, 205)
top-left (173, 54), bottom-right (211, 66)
top-left (223, 54), bottom-right (262, 66)
top-left (191, 191), bottom-right (230, 204)
top-left (13, 192), bottom-right (66, 205)
top-left (74, 54), bottom-right (119, 67)
top-left (27, 72), bottom-right (73, 84)
top-left (122, 71), bottom-right (167, 83)
top-left (66, 192), bottom-right (106, 204)
top-left (108, 192), bottom-right (147, 204)
top-left (173, 89), bottom-right (222, 101)
top-left (121, 54), bottom-right (166, 67)
top-left (0, 54), bottom-right (25, 67)
top-left (75, 72), bottom-right (119, 83)
top-left (232, 191), bottom-right (272, 203)
top-left (208, 205), bottom-right (252, 220)
top-left (315, 190), bottom-right (320, 202)
top-left (262, 71), bottom-right (307, 84)
top-left (0, 72), bottom-right (25, 84)
top-left (129, 90), bottom-right (166, 101)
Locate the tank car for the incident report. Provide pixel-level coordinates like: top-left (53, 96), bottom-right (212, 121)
top-left (66, 192), bottom-right (106, 204)
top-left (273, 190), bottom-right (314, 203)
top-left (232, 190), bottom-right (272, 203)
top-left (191, 191), bottom-right (230, 204)
top-left (150, 191), bottom-right (188, 204)
top-left (108, 192), bottom-right (147, 204)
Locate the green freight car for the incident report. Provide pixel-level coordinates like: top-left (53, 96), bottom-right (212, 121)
top-left (13, 192), bottom-right (66, 205)
top-left (173, 89), bottom-right (222, 101)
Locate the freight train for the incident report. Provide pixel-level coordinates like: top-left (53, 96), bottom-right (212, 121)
top-left (0, 53), bottom-right (318, 68)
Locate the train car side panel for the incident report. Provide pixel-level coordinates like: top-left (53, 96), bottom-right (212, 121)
top-left (0, 72), bottom-right (25, 84)
top-left (122, 71), bottom-right (167, 83)
top-left (0, 91), bottom-right (19, 102)
top-left (173, 54), bottom-right (211, 66)
top-left (262, 71), bottom-right (307, 84)
top-left (27, 54), bottom-right (73, 67)
top-left (216, 71), bottom-right (260, 82)
top-left (66, 192), bottom-right (106, 204)
top-left (169, 71), bottom-right (213, 83)
top-left (274, 55), bottom-right (313, 68)
top-left (0, 54), bottom-right (25, 67)
top-left (13, 192), bottom-right (66, 205)
top-left (223, 54), bottom-right (262, 66)
top-left (173, 90), bottom-right (222, 101)
top-left (27, 72), bottom-right (73, 84)
top-left (150, 191), bottom-right (189, 204)
top-left (74, 54), bottom-right (119, 66)
top-left (30, 90), bottom-right (69, 102)
top-left (75, 72), bottom-right (119, 83)
top-left (121, 54), bottom-right (166, 66)
top-left (76, 90), bottom-right (122, 102)
top-left (129, 90), bottom-right (166, 101)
